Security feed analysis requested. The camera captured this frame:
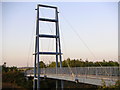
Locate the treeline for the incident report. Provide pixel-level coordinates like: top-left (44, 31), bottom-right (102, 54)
top-left (2, 66), bottom-right (18, 72)
top-left (40, 58), bottom-right (119, 68)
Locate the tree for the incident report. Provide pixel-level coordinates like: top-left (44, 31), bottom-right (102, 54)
top-left (10, 66), bottom-right (18, 71)
top-left (39, 61), bottom-right (46, 68)
top-left (2, 65), bottom-right (9, 72)
top-left (62, 60), bottom-right (67, 67)
top-left (48, 62), bottom-right (56, 67)
top-left (48, 58), bottom-right (119, 67)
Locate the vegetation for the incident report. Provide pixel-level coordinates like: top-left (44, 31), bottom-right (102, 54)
top-left (2, 66), bottom-right (18, 72)
top-left (39, 61), bottom-right (46, 68)
top-left (2, 65), bottom-right (32, 89)
top-left (98, 80), bottom-right (120, 90)
top-left (47, 58), bottom-right (119, 67)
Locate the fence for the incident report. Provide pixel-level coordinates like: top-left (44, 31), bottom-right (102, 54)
top-left (26, 67), bottom-right (120, 77)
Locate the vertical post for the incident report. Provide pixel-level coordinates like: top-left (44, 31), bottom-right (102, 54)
top-left (55, 7), bottom-right (59, 89)
top-left (96, 67), bottom-right (98, 76)
top-left (56, 9), bottom-right (64, 89)
top-left (36, 5), bottom-right (40, 90)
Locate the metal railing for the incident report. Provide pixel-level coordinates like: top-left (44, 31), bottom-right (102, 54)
top-left (26, 67), bottom-right (120, 80)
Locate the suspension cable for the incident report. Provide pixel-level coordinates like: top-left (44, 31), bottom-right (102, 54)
top-left (27, 25), bottom-right (35, 67)
top-left (59, 10), bottom-right (110, 76)
top-left (60, 24), bottom-right (75, 78)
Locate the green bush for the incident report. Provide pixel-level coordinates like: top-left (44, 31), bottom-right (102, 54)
top-left (2, 68), bottom-right (32, 89)
top-left (98, 80), bottom-right (120, 90)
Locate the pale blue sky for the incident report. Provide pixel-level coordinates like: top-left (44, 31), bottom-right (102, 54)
top-left (2, 2), bottom-right (118, 67)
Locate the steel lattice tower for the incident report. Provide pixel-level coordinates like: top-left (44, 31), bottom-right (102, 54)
top-left (33, 4), bottom-right (63, 90)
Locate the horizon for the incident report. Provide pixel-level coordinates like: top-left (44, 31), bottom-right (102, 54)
top-left (3, 58), bottom-right (119, 68)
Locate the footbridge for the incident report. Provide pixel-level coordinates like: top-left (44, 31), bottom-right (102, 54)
top-left (32, 4), bottom-right (120, 89)
top-left (26, 67), bottom-right (119, 86)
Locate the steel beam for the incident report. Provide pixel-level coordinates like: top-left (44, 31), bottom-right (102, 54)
top-left (39, 34), bottom-right (59, 38)
top-left (56, 8), bottom-right (64, 90)
top-left (36, 5), bottom-right (40, 90)
top-left (33, 52), bottom-right (62, 55)
top-left (39, 18), bottom-right (57, 22)
top-left (55, 7), bottom-right (59, 90)
top-left (39, 52), bottom-right (62, 55)
top-left (38, 4), bottom-right (57, 9)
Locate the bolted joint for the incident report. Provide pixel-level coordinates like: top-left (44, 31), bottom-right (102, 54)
top-left (36, 35), bottom-right (39, 37)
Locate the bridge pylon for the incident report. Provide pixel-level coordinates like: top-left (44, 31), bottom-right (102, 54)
top-left (33, 4), bottom-right (63, 90)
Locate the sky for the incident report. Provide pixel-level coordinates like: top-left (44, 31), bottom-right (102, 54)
top-left (2, 2), bottom-right (118, 67)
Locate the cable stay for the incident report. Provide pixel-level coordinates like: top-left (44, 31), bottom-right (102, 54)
top-left (59, 9), bottom-right (110, 78)
top-left (60, 26), bottom-right (76, 79)
top-left (27, 23), bottom-right (35, 67)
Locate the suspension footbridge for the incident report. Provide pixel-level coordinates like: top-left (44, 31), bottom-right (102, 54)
top-left (25, 4), bottom-right (120, 89)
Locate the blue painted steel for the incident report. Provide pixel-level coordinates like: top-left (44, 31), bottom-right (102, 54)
top-left (39, 18), bottom-right (57, 22)
top-left (38, 4), bottom-right (57, 9)
top-left (39, 52), bottom-right (62, 55)
top-left (39, 34), bottom-right (59, 38)
top-left (36, 5), bottom-right (40, 90)
top-left (33, 52), bottom-right (62, 55)
top-left (56, 9), bottom-right (64, 89)
top-left (34, 4), bottom-right (63, 90)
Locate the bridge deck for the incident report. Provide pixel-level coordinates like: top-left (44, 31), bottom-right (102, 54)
top-left (26, 73), bottom-right (118, 86)
top-left (26, 67), bottom-right (119, 86)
